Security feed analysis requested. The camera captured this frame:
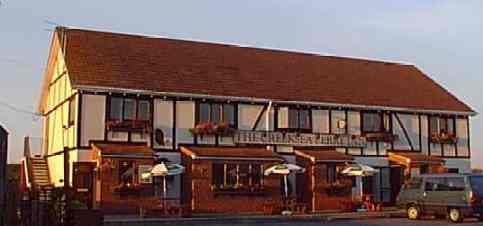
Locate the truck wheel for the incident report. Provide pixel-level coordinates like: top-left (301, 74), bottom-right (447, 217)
top-left (448, 208), bottom-right (463, 223)
top-left (407, 205), bottom-right (420, 220)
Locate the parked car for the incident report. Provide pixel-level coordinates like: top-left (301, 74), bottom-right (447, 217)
top-left (396, 174), bottom-right (483, 223)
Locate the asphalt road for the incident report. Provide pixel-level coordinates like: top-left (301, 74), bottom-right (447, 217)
top-left (166, 218), bottom-right (482, 226)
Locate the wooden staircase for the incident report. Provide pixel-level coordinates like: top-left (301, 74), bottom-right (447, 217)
top-left (29, 157), bottom-right (53, 200)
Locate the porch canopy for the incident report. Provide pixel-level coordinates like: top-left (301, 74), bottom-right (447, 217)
top-left (180, 146), bottom-right (283, 161)
top-left (92, 141), bottom-right (155, 159)
top-left (388, 150), bottom-right (444, 168)
top-left (294, 148), bottom-right (353, 164)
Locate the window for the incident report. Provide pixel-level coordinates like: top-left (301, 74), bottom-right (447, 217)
top-left (425, 177), bottom-right (449, 191)
top-left (212, 163), bottom-right (263, 188)
top-left (138, 165), bottom-right (153, 184)
top-left (68, 99), bottom-right (76, 126)
top-left (430, 116), bottom-right (455, 135)
top-left (123, 99), bottom-right (136, 120)
top-left (448, 168), bottom-right (459, 174)
top-left (446, 177), bottom-right (465, 191)
top-left (138, 100), bottom-right (150, 121)
top-left (363, 176), bottom-right (374, 195)
top-left (327, 164), bottom-right (337, 183)
top-left (406, 177), bottom-right (422, 189)
top-left (326, 164), bottom-right (345, 183)
top-left (110, 97), bottom-right (123, 120)
top-left (470, 176), bottom-right (483, 194)
top-left (362, 112), bottom-right (389, 133)
top-left (119, 160), bottom-right (135, 185)
top-left (198, 102), bottom-right (236, 127)
top-left (226, 164), bottom-right (237, 186)
top-left (108, 97), bottom-right (151, 122)
top-left (199, 103), bottom-right (211, 123)
top-left (287, 108), bottom-right (311, 131)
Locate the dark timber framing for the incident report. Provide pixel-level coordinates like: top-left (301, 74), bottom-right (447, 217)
top-left (76, 93), bottom-right (83, 148)
top-left (252, 105), bottom-right (268, 131)
top-left (61, 90), bottom-right (471, 159)
top-left (173, 100), bottom-right (177, 150)
top-left (467, 116), bottom-right (471, 158)
top-left (418, 114), bottom-right (422, 151)
top-left (394, 113), bottom-right (414, 151)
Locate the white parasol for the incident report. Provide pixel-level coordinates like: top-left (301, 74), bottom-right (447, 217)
top-left (148, 162), bottom-right (185, 205)
top-left (341, 163), bottom-right (379, 201)
top-left (264, 163), bottom-right (305, 197)
top-left (341, 163), bottom-right (378, 177)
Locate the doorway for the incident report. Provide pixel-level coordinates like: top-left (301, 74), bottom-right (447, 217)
top-left (73, 162), bottom-right (96, 209)
top-left (390, 166), bottom-right (404, 205)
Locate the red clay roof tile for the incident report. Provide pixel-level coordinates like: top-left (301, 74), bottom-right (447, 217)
top-left (295, 149), bottom-right (353, 163)
top-left (180, 146), bottom-right (283, 160)
top-left (59, 27), bottom-right (473, 113)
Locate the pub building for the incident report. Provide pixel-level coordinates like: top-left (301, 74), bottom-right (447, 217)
top-left (22, 27), bottom-right (475, 215)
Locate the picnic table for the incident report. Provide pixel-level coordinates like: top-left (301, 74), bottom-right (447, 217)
top-left (263, 197), bottom-right (308, 215)
top-left (140, 197), bottom-right (187, 217)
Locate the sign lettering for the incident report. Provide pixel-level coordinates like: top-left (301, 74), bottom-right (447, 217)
top-left (234, 130), bottom-right (367, 148)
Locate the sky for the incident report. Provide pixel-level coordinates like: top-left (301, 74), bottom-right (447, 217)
top-left (0, 0), bottom-right (482, 167)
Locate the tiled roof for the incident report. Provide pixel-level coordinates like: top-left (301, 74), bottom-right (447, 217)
top-left (295, 149), bottom-right (353, 163)
top-left (92, 142), bottom-right (154, 157)
top-left (388, 150), bottom-right (444, 164)
top-left (180, 146), bottom-right (283, 161)
top-left (57, 27), bottom-right (473, 113)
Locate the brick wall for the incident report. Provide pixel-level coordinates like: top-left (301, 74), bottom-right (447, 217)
top-left (99, 157), bottom-right (154, 214)
top-left (185, 158), bottom-right (282, 214)
top-left (297, 157), bottom-right (352, 212)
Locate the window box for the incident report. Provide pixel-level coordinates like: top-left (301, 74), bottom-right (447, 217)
top-left (364, 132), bottom-right (398, 142)
top-left (210, 184), bottom-right (267, 196)
top-left (189, 122), bottom-right (236, 138)
top-left (106, 120), bottom-right (151, 133)
top-left (318, 180), bottom-right (352, 196)
top-left (113, 184), bottom-right (142, 196)
top-left (430, 132), bottom-right (458, 144)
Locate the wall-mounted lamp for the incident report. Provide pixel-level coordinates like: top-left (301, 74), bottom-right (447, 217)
top-left (337, 120), bottom-right (346, 129)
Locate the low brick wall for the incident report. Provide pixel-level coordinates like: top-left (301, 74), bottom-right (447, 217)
top-left (186, 159), bottom-right (282, 214)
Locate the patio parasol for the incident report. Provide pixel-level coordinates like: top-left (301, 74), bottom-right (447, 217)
top-left (341, 163), bottom-right (379, 201)
top-left (264, 163), bottom-right (305, 197)
top-left (147, 162), bottom-right (185, 206)
top-left (341, 163), bottom-right (379, 177)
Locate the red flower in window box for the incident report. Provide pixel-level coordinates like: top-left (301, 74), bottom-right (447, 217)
top-left (106, 120), bottom-right (151, 133)
top-left (215, 122), bottom-right (236, 137)
top-left (189, 122), bottom-right (216, 137)
top-left (430, 132), bottom-right (458, 144)
top-left (190, 122), bottom-right (235, 138)
top-left (365, 132), bottom-right (398, 142)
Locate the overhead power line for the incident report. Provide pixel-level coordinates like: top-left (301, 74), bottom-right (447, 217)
top-left (0, 100), bottom-right (41, 117)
